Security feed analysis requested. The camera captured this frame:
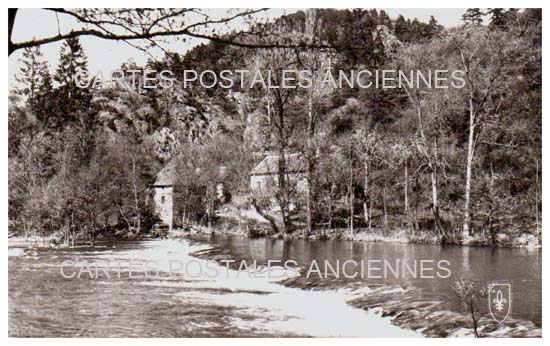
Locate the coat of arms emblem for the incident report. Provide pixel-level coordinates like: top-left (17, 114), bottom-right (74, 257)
top-left (488, 283), bottom-right (512, 323)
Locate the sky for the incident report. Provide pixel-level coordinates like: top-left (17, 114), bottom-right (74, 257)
top-left (8, 8), bottom-right (470, 88)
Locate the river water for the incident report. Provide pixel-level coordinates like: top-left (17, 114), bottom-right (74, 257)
top-left (8, 236), bottom-right (541, 337)
top-left (204, 234), bottom-right (541, 326)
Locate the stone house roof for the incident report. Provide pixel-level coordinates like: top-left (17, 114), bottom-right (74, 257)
top-left (153, 159), bottom-right (228, 187)
top-left (250, 153), bottom-right (306, 176)
top-left (153, 160), bottom-right (177, 186)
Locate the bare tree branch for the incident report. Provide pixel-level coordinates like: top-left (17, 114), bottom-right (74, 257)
top-left (9, 8), bottom-right (330, 56)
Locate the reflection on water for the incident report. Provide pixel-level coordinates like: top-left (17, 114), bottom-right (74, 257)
top-left (205, 234), bottom-right (542, 326)
top-left (9, 239), bottom-right (420, 337)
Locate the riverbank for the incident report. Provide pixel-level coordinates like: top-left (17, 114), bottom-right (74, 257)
top-left (8, 216), bottom-right (541, 250)
top-left (171, 218), bottom-right (542, 249)
top-left (8, 235), bottom-right (55, 248)
top-left (7, 233), bottom-right (152, 249)
top-left (211, 204), bottom-right (542, 249)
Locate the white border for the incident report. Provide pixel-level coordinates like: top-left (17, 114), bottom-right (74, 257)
top-left (2, 1), bottom-right (547, 345)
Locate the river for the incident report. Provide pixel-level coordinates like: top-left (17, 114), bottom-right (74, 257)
top-left (8, 235), bottom-right (541, 337)
top-left (203, 234), bottom-right (541, 326)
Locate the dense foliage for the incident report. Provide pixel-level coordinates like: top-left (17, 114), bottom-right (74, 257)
top-left (8, 9), bottom-right (541, 246)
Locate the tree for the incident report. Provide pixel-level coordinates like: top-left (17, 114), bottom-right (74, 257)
top-left (246, 32), bottom-right (304, 234)
top-left (361, 127), bottom-right (379, 232)
top-left (487, 8), bottom-right (508, 30)
top-left (337, 97), bottom-right (380, 232)
top-left (462, 9), bottom-right (485, 26)
top-left (316, 142), bottom-right (343, 233)
top-left (55, 38), bottom-right (90, 112)
top-left (108, 127), bottom-right (157, 234)
top-left (9, 126), bottom-right (62, 236)
top-left (452, 278), bottom-right (486, 337)
top-left (336, 133), bottom-right (362, 235)
top-left (334, 9), bottom-right (379, 68)
top-left (395, 42), bottom-right (451, 240)
top-left (393, 15), bottom-right (413, 43)
top-left (75, 140), bottom-right (115, 246)
top-left (7, 8), bottom-right (541, 247)
top-left (34, 70), bottom-right (55, 126)
top-left (427, 15), bottom-right (444, 38)
top-left (378, 10), bottom-right (393, 30)
top-left (447, 27), bottom-right (513, 238)
top-left (15, 46), bottom-right (49, 114)
top-left (8, 92), bottom-right (34, 156)
top-left (298, 9), bottom-right (334, 235)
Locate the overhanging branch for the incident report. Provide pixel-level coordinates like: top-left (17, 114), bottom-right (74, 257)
top-left (8, 8), bottom-right (335, 56)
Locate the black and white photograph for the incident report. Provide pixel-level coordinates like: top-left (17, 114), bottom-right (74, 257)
top-left (6, 4), bottom-right (544, 339)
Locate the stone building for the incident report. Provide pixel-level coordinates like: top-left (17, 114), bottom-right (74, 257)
top-left (250, 153), bottom-right (307, 192)
top-left (151, 160), bottom-right (177, 230)
top-left (151, 160), bottom-right (227, 230)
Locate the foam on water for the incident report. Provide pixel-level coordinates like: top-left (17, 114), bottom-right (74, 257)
top-left (94, 239), bottom-right (420, 337)
top-left (8, 248), bottom-right (25, 257)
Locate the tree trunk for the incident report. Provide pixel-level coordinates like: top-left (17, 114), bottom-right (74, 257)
top-left (328, 183), bottom-right (335, 231)
top-left (383, 183), bottom-right (388, 234)
top-left (430, 139), bottom-right (448, 240)
top-left (237, 207), bottom-right (242, 233)
top-left (132, 155), bottom-right (141, 234)
top-left (470, 305), bottom-right (480, 338)
top-left (430, 167), bottom-right (444, 238)
top-left (182, 186), bottom-right (188, 226)
top-left (23, 221), bottom-right (29, 241)
top-left (250, 196), bottom-right (280, 234)
top-left (348, 145), bottom-right (354, 236)
top-left (404, 155), bottom-right (409, 214)
top-left (8, 9), bottom-right (17, 56)
top-left (276, 103), bottom-right (291, 234)
top-left (413, 174), bottom-right (420, 235)
top-left (463, 98), bottom-right (476, 238)
top-left (363, 159), bottom-right (369, 230)
top-left (70, 211), bottom-right (75, 247)
top-left (278, 145), bottom-right (289, 234)
top-left (535, 159), bottom-right (540, 239)
top-left (306, 94), bottom-right (314, 236)
top-left (368, 202), bottom-right (373, 231)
